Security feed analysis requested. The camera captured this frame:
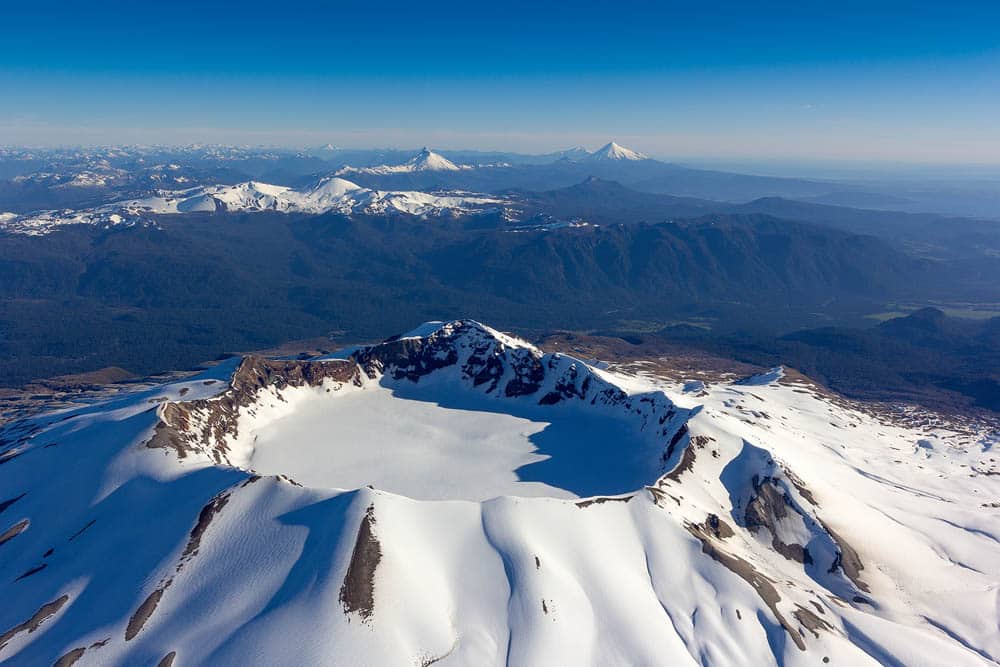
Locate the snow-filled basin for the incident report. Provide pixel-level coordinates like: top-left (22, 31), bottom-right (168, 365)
top-left (244, 382), bottom-right (657, 501)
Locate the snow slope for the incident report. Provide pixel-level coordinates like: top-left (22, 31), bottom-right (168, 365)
top-left (336, 147), bottom-right (472, 176)
top-left (0, 177), bottom-right (504, 235)
top-left (587, 141), bottom-right (648, 161)
top-left (1, 321), bottom-right (998, 666)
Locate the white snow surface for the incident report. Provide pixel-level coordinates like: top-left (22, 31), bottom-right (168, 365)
top-left (0, 176), bottom-right (504, 235)
top-left (237, 349), bottom-right (659, 502)
top-left (336, 147), bottom-right (473, 175)
top-left (1, 320), bottom-right (998, 666)
top-left (587, 141), bottom-right (648, 161)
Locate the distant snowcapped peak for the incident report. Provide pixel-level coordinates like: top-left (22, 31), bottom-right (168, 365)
top-left (407, 147), bottom-right (460, 171)
top-left (589, 141), bottom-right (647, 161)
top-left (307, 176), bottom-right (364, 200)
top-left (335, 147), bottom-right (469, 176)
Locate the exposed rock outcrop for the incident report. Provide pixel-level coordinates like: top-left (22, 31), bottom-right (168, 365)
top-left (148, 356), bottom-right (363, 463)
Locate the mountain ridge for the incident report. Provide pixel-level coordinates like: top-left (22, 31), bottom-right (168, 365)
top-left (1, 319), bottom-right (996, 665)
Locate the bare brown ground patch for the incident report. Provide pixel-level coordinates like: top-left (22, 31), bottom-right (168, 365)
top-left (180, 492), bottom-right (231, 563)
top-left (339, 504), bottom-right (382, 623)
top-left (0, 594), bottom-right (69, 651)
top-left (820, 522), bottom-right (869, 593)
top-left (664, 434), bottom-right (712, 482)
top-left (536, 332), bottom-right (763, 384)
top-left (685, 525), bottom-right (806, 651)
top-left (53, 647), bottom-right (87, 667)
top-left (0, 518), bottom-right (29, 547)
top-left (125, 583), bottom-right (170, 641)
top-left (576, 495), bottom-right (633, 508)
top-left (744, 478), bottom-right (813, 566)
top-left (691, 513), bottom-right (735, 540)
top-left (147, 356), bottom-right (362, 463)
top-left (121, 487), bottom-right (235, 644)
top-left (793, 604), bottom-right (833, 639)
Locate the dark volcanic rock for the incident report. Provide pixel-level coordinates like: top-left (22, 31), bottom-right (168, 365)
top-left (148, 356), bottom-right (362, 464)
top-left (339, 504), bottom-right (382, 623)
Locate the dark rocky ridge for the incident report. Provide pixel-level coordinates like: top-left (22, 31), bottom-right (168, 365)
top-left (339, 504), bottom-right (382, 623)
top-left (148, 356), bottom-right (363, 464)
top-left (148, 321), bottom-right (687, 474)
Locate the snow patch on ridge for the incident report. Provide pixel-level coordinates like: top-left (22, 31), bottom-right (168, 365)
top-left (0, 177), bottom-right (505, 235)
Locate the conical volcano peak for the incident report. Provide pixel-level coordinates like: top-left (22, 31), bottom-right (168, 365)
top-left (589, 141), bottom-right (648, 161)
top-left (406, 147), bottom-right (460, 171)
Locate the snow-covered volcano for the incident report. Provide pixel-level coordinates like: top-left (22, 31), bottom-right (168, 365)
top-left (587, 141), bottom-right (648, 161)
top-left (1, 321), bottom-right (998, 666)
top-left (0, 177), bottom-right (505, 235)
top-left (336, 147), bottom-right (471, 176)
top-left (152, 321), bottom-right (674, 502)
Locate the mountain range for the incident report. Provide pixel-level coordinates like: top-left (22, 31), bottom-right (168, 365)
top-left (0, 169), bottom-right (996, 392)
top-left (0, 176), bottom-right (505, 236)
top-left (0, 145), bottom-right (997, 423)
top-left (5, 144), bottom-right (999, 219)
top-left (1, 140), bottom-right (998, 665)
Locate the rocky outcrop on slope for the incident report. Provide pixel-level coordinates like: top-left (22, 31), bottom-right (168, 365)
top-left (148, 321), bottom-right (687, 473)
top-left (148, 356), bottom-right (363, 464)
top-left (354, 320), bottom-right (682, 434)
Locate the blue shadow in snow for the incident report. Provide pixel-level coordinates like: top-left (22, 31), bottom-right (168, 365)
top-left (384, 379), bottom-right (656, 498)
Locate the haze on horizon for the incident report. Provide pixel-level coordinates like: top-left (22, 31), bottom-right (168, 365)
top-left (2, 1), bottom-right (999, 164)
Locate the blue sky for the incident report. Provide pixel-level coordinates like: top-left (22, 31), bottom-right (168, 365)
top-left (2, 0), bottom-right (999, 161)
